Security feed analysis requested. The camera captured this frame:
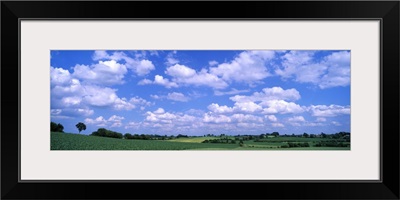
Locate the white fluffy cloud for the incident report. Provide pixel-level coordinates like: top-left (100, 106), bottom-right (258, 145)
top-left (72, 60), bottom-right (127, 85)
top-left (108, 115), bottom-right (125, 127)
top-left (167, 92), bottom-right (189, 102)
top-left (153, 108), bottom-right (165, 114)
top-left (308, 105), bottom-right (350, 117)
top-left (234, 102), bottom-right (263, 113)
top-left (231, 114), bottom-right (263, 123)
top-left (275, 50), bottom-right (350, 89)
top-left (210, 50), bottom-right (275, 83)
top-left (51, 67), bottom-right (71, 85)
top-left (207, 102), bottom-right (262, 114)
top-left (319, 51), bottom-right (351, 89)
top-left (165, 64), bottom-right (228, 89)
top-left (203, 113), bottom-right (232, 123)
top-left (51, 108), bottom-right (94, 119)
top-left (129, 59), bottom-right (155, 76)
top-left (209, 60), bottom-right (218, 66)
top-left (207, 103), bottom-right (234, 114)
top-left (261, 100), bottom-right (304, 114)
top-left (144, 108), bottom-right (197, 126)
top-left (265, 115), bottom-right (278, 122)
top-left (51, 78), bottom-right (150, 112)
top-left (138, 75), bottom-right (179, 88)
top-left (165, 51), bottom-right (179, 65)
top-left (208, 87), bottom-right (303, 115)
top-left (92, 50), bottom-right (155, 76)
top-left (230, 87), bottom-right (300, 103)
top-left (84, 115), bottom-right (125, 127)
top-left (287, 116), bottom-right (306, 122)
top-left (166, 64), bottom-right (196, 77)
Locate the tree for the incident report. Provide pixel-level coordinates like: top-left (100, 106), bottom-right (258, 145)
top-left (303, 132), bottom-right (309, 138)
top-left (75, 122), bottom-right (86, 133)
top-left (51, 122), bottom-right (64, 132)
top-left (51, 122), bottom-right (58, 132)
top-left (271, 132), bottom-right (280, 137)
top-left (124, 133), bottom-right (132, 139)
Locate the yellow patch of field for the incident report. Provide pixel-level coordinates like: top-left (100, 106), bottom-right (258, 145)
top-left (167, 137), bottom-right (218, 143)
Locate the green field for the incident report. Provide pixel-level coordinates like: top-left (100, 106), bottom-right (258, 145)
top-left (51, 132), bottom-right (350, 150)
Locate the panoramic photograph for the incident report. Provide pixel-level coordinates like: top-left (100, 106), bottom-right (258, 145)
top-left (50, 50), bottom-right (350, 150)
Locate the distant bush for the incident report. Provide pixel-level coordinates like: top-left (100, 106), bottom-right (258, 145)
top-left (91, 128), bottom-right (123, 139)
top-left (283, 142), bottom-right (310, 148)
top-left (176, 134), bottom-right (188, 138)
top-left (202, 138), bottom-right (236, 144)
top-left (314, 140), bottom-right (349, 147)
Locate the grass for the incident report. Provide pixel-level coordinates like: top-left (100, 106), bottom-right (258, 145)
top-left (51, 132), bottom-right (237, 150)
top-left (51, 132), bottom-right (350, 150)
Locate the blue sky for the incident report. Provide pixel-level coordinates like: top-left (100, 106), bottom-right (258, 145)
top-left (50, 50), bottom-right (350, 136)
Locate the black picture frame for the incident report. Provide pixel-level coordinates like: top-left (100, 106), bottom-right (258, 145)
top-left (2, 1), bottom-right (399, 199)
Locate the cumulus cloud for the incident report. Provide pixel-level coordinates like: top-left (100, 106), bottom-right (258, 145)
top-left (265, 115), bottom-right (278, 122)
top-left (113, 96), bottom-right (152, 111)
top-left (209, 60), bottom-right (218, 66)
top-left (138, 75), bottom-right (179, 88)
top-left (167, 92), bottom-right (190, 102)
top-left (207, 103), bottom-right (234, 114)
top-left (129, 59), bottom-right (155, 76)
top-left (51, 79), bottom-right (150, 112)
top-left (124, 121), bottom-right (142, 129)
top-left (234, 102), bottom-right (263, 113)
top-left (308, 105), bottom-right (350, 117)
top-left (261, 100), bottom-right (304, 114)
top-left (230, 114), bottom-right (263, 123)
top-left (72, 60), bottom-right (128, 85)
top-left (51, 108), bottom-right (94, 119)
top-left (144, 108), bottom-right (197, 126)
top-left (84, 116), bottom-right (107, 126)
top-left (230, 87), bottom-right (300, 103)
top-left (319, 51), bottom-right (351, 89)
top-left (208, 87), bottom-right (303, 115)
top-left (207, 102), bottom-right (262, 114)
top-left (84, 115), bottom-right (125, 127)
top-left (203, 113), bottom-right (232, 123)
top-left (51, 67), bottom-right (71, 85)
top-left (275, 50), bottom-right (350, 89)
top-left (108, 115), bottom-right (125, 127)
top-left (154, 75), bottom-right (179, 88)
top-left (165, 51), bottom-right (179, 65)
top-left (165, 64), bottom-right (196, 77)
top-left (153, 108), bottom-right (165, 114)
top-left (287, 116), bottom-right (306, 122)
top-left (138, 79), bottom-right (153, 85)
top-left (210, 50), bottom-right (275, 83)
top-left (165, 64), bottom-right (228, 89)
top-left (92, 50), bottom-right (155, 76)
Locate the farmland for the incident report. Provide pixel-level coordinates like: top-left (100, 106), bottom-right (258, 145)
top-left (51, 132), bottom-right (350, 150)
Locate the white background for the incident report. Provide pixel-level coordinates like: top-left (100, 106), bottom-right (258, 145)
top-left (20, 21), bottom-right (380, 180)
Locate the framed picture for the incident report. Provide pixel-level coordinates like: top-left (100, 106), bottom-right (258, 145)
top-left (2, 1), bottom-right (399, 199)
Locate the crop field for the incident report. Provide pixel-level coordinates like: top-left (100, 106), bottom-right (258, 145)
top-left (51, 132), bottom-right (350, 150)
